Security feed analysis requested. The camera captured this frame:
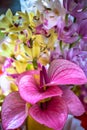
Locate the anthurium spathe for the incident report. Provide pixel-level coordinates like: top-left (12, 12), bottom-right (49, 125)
top-left (1, 91), bottom-right (27, 130)
top-left (29, 88), bottom-right (85, 130)
top-left (48, 59), bottom-right (87, 85)
top-left (1, 59), bottom-right (87, 130)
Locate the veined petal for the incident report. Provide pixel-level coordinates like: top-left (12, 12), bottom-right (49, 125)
top-left (1, 91), bottom-right (27, 130)
top-left (18, 75), bottom-right (63, 104)
top-left (63, 0), bottom-right (70, 11)
top-left (62, 89), bottom-right (85, 116)
top-left (17, 70), bottom-right (39, 83)
top-left (48, 59), bottom-right (87, 85)
top-left (29, 97), bottom-right (68, 130)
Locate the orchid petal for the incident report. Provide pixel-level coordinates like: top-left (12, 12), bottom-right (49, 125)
top-left (62, 89), bottom-right (85, 116)
top-left (18, 75), bottom-right (63, 104)
top-left (1, 91), bottom-right (27, 130)
top-left (29, 97), bottom-right (68, 130)
top-left (48, 59), bottom-right (87, 85)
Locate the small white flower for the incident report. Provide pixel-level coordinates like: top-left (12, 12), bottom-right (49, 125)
top-left (0, 74), bottom-right (11, 95)
top-left (20, 0), bottom-right (37, 13)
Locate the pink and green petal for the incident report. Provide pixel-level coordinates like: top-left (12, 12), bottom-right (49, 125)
top-left (62, 89), bottom-right (85, 116)
top-left (29, 97), bottom-right (68, 130)
top-left (48, 59), bottom-right (87, 85)
top-left (1, 91), bottom-right (27, 130)
top-left (18, 75), bottom-right (63, 104)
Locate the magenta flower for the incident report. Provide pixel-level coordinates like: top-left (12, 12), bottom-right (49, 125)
top-left (1, 59), bottom-right (87, 130)
top-left (35, 24), bottom-right (47, 35)
top-left (2, 58), bottom-right (13, 73)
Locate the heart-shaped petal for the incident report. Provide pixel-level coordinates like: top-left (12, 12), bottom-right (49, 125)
top-left (18, 75), bottom-right (63, 104)
top-left (48, 59), bottom-right (87, 85)
top-left (62, 89), bottom-right (85, 116)
top-left (29, 97), bottom-right (68, 130)
top-left (1, 91), bottom-right (27, 130)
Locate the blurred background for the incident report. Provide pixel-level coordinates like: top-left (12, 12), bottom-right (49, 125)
top-left (0, 0), bottom-right (21, 14)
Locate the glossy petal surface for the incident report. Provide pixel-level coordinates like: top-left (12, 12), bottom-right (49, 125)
top-left (18, 75), bottom-right (63, 104)
top-left (1, 91), bottom-right (27, 130)
top-left (62, 89), bottom-right (85, 116)
top-left (48, 59), bottom-right (87, 85)
top-left (29, 97), bottom-right (68, 130)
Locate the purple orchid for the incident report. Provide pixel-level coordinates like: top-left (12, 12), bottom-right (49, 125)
top-left (63, 0), bottom-right (87, 21)
top-left (57, 17), bottom-right (78, 43)
top-left (65, 47), bottom-right (87, 76)
top-left (77, 19), bottom-right (87, 43)
top-left (1, 59), bottom-right (87, 130)
top-left (50, 45), bottom-right (63, 62)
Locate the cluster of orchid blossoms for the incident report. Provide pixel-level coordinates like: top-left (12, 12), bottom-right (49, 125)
top-left (0, 0), bottom-right (87, 130)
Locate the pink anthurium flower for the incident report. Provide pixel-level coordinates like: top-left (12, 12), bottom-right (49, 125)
top-left (18, 59), bottom-right (87, 104)
top-left (1, 59), bottom-right (87, 130)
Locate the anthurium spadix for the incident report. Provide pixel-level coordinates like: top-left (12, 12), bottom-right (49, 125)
top-left (1, 59), bottom-right (87, 130)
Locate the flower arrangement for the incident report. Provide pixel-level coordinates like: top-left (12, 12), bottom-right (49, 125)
top-left (0, 0), bottom-right (87, 130)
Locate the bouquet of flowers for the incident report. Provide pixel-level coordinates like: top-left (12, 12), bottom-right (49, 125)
top-left (0, 0), bottom-right (87, 130)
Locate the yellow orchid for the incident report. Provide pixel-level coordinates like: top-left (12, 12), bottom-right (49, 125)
top-left (20, 35), bottom-right (44, 60)
top-left (47, 29), bottom-right (57, 50)
top-left (0, 9), bottom-right (19, 32)
top-left (6, 60), bottom-right (29, 74)
top-left (13, 61), bottom-right (28, 73)
top-left (0, 9), bottom-right (13, 29)
top-left (0, 42), bottom-right (14, 57)
top-left (17, 11), bottom-right (35, 29)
